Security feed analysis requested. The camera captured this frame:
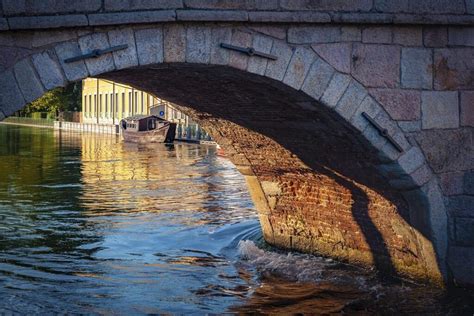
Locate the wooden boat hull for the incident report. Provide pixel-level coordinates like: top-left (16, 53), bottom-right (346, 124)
top-left (122, 123), bottom-right (176, 144)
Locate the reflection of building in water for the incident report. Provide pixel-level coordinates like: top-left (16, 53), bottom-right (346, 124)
top-left (77, 132), bottom-right (222, 223)
top-left (82, 78), bottom-right (190, 126)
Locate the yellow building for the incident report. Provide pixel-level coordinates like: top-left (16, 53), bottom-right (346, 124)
top-left (82, 78), bottom-right (190, 126)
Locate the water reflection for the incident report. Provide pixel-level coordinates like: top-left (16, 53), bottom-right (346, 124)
top-left (0, 125), bottom-right (473, 315)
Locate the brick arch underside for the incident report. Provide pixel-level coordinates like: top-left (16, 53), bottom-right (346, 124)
top-left (98, 64), bottom-right (443, 284)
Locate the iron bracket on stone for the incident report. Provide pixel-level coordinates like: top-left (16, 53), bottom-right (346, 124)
top-left (64, 44), bottom-right (128, 63)
top-left (220, 43), bottom-right (277, 60)
top-left (361, 112), bottom-right (404, 153)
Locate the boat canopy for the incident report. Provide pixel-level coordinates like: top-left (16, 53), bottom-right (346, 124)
top-left (120, 115), bottom-right (168, 132)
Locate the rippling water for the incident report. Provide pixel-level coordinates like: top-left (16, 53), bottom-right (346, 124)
top-left (0, 124), bottom-right (473, 315)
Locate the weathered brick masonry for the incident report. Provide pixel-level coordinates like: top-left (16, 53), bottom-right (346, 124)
top-left (0, 0), bottom-right (473, 286)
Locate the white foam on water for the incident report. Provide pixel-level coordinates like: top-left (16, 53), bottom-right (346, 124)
top-left (238, 240), bottom-right (332, 282)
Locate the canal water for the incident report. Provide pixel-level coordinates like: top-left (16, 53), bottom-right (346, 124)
top-left (0, 124), bottom-right (473, 314)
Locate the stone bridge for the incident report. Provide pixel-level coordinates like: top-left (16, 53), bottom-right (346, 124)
top-left (0, 0), bottom-right (472, 286)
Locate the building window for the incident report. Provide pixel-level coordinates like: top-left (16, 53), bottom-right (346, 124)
top-left (89, 95), bottom-right (92, 115)
top-left (105, 94), bottom-right (108, 116)
top-left (115, 93), bottom-right (119, 115)
top-left (84, 95), bottom-right (87, 117)
top-left (129, 92), bottom-right (132, 114)
top-left (134, 92), bottom-right (138, 114)
top-left (99, 94), bottom-right (103, 116)
top-left (122, 93), bottom-right (125, 117)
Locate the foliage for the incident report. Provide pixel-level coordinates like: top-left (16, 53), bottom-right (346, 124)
top-left (21, 82), bottom-right (82, 115)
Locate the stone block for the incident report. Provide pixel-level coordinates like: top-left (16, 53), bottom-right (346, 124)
top-left (378, 130), bottom-right (407, 162)
top-left (389, 164), bottom-right (431, 189)
top-left (3, 0), bottom-right (102, 15)
top-left (320, 73), bottom-right (351, 108)
top-left (464, 171), bottom-right (474, 195)
top-left (265, 40), bottom-right (293, 81)
top-left (341, 26), bottom-right (362, 42)
top-left (410, 163), bottom-right (432, 187)
top-left (311, 43), bottom-right (351, 73)
top-left (8, 15), bottom-right (88, 30)
top-left (467, 0), bottom-right (474, 13)
top-left (288, 26), bottom-right (341, 44)
top-left (248, 11), bottom-right (330, 23)
top-left (362, 26), bottom-right (392, 44)
top-left (415, 129), bottom-right (473, 173)
top-left (108, 28), bottom-right (138, 70)
top-left (455, 218), bottom-right (474, 246)
top-left (279, 0), bottom-right (372, 11)
top-left (351, 44), bottom-right (400, 88)
top-left (210, 28), bottom-right (232, 65)
top-left (449, 196), bottom-right (474, 217)
top-left (78, 33), bottom-right (115, 76)
top-left (31, 51), bottom-right (67, 90)
top-left (247, 34), bottom-right (273, 75)
top-left (0, 70), bottom-right (25, 116)
top-left (401, 48), bottom-right (432, 89)
top-left (0, 18), bottom-right (8, 31)
top-left (178, 10), bottom-right (248, 21)
top-left (228, 30), bottom-right (252, 70)
top-left (335, 80), bottom-right (367, 120)
top-left (420, 178), bottom-right (448, 263)
top-left (423, 27), bottom-right (447, 48)
top-left (186, 27), bottom-right (212, 64)
top-left (460, 91), bottom-right (474, 127)
top-left (370, 88), bottom-right (421, 121)
top-left (374, 0), bottom-right (465, 14)
top-left (350, 95), bottom-right (382, 132)
top-left (362, 121), bottom-right (387, 150)
top-left (13, 58), bottom-right (44, 104)
top-left (54, 41), bottom-right (89, 82)
top-left (88, 11), bottom-right (176, 26)
top-left (250, 26), bottom-right (286, 40)
top-left (434, 48), bottom-right (474, 90)
top-left (448, 27), bottom-right (474, 47)
top-left (448, 246), bottom-right (474, 286)
top-left (105, 0), bottom-right (183, 11)
top-left (398, 121), bottom-right (421, 133)
top-left (164, 25), bottom-right (186, 63)
top-left (184, 0), bottom-right (248, 9)
top-left (333, 13), bottom-right (393, 24)
top-left (135, 28), bottom-right (164, 66)
top-left (393, 26), bottom-right (422, 46)
top-left (300, 57), bottom-right (335, 100)
top-left (421, 91), bottom-right (459, 129)
top-left (32, 30), bottom-right (77, 48)
top-left (440, 172), bottom-right (464, 196)
top-left (283, 46), bottom-right (316, 90)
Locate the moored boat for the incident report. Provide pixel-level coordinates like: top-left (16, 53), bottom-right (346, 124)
top-left (120, 115), bottom-right (176, 144)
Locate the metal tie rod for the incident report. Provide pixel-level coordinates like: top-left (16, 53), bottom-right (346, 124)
top-left (220, 43), bottom-right (278, 60)
top-left (64, 44), bottom-right (128, 63)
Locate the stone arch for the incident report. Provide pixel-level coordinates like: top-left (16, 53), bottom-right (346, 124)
top-left (0, 25), bottom-right (448, 285)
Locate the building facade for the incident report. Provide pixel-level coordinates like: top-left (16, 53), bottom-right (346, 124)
top-left (81, 78), bottom-right (190, 126)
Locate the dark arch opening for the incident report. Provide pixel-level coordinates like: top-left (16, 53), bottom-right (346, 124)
top-left (94, 63), bottom-right (441, 283)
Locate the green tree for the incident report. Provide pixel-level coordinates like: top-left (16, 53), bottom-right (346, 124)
top-left (21, 82), bottom-right (82, 115)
